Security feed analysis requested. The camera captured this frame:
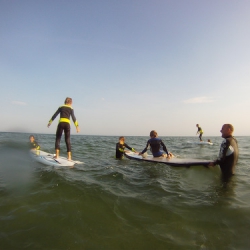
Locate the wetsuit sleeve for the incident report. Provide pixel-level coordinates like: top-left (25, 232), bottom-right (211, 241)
top-left (71, 109), bottom-right (79, 127)
top-left (214, 139), bottom-right (230, 165)
top-left (30, 141), bottom-right (40, 150)
top-left (141, 140), bottom-right (150, 154)
top-left (124, 143), bottom-right (136, 152)
top-left (49, 107), bottom-right (61, 123)
top-left (160, 140), bottom-right (169, 155)
top-left (116, 143), bottom-right (124, 153)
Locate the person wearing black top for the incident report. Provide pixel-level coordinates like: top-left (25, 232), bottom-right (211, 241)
top-left (116, 136), bottom-right (136, 159)
top-left (29, 135), bottom-right (40, 150)
top-left (209, 124), bottom-right (239, 180)
top-left (196, 124), bottom-right (203, 141)
top-left (47, 97), bottom-right (80, 160)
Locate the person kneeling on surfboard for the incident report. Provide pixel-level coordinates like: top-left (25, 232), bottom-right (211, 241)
top-left (47, 97), bottom-right (80, 161)
top-left (29, 135), bottom-right (40, 150)
top-left (139, 130), bottom-right (173, 159)
top-left (116, 136), bottom-right (136, 159)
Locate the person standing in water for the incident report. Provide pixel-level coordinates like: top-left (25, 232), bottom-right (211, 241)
top-left (196, 124), bottom-right (203, 141)
top-left (208, 124), bottom-right (238, 180)
top-left (47, 97), bottom-right (80, 160)
top-left (116, 136), bottom-right (137, 159)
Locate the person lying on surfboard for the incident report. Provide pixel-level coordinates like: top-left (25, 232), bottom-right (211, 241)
top-left (29, 135), bottom-right (40, 150)
top-left (116, 136), bottom-right (137, 159)
top-left (47, 97), bottom-right (80, 161)
top-left (139, 130), bottom-right (173, 159)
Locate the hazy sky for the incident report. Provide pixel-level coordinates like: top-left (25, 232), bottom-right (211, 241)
top-left (1, 0), bottom-right (250, 136)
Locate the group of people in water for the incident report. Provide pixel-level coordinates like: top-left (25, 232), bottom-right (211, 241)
top-left (29, 97), bottom-right (239, 180)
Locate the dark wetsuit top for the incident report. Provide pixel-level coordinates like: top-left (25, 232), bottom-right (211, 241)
top-left (116, 143), bottom-right (135, 159)
top-left (141, 138), bottom-right (169, 157)
top-left (49, 105), bottom-right (79, 152)
top-left (214, 136), bottom-right (239, 178)
top-left (197, 126), bottom-right (203, 140)
top-left (30, 141), bottom-right (40, 150)
top-left (49, 105), bottom-right (78, 127)
top-left (197, 127), bottom-right (203, 134)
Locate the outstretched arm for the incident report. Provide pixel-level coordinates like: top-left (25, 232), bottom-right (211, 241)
top-left (47, 107), bottom-right (61, 128)
top-left (139, 141), bottom-right (150, 155)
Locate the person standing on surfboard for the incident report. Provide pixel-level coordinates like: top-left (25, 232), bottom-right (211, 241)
top-left (139, 130), bottom-right (173, 158)
top-left (196, 124), bottom-right (203, 141)
top-left (208, 124), bottom-right (238, 180)
top-left (116, 136), bottom-right (136, 159)
top-left (47, 97), bottom-right (80, 160)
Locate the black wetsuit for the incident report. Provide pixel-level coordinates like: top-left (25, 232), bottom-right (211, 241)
top-left (30, 141), bottom-right (40, 150)
top-left (214, 136), bottom-right (239, 179)
top-left (197, 127), bottom-right (203, 141)
top-left (49, 105), bottom-right (79, 152)
top-left (141, 138), bottom-right (169, 157)
top-left (116, 143), bottom-right (135, 159)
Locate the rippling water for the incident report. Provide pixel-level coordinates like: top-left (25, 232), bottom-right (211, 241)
top-left (0, 132), bottom-right (249, 249)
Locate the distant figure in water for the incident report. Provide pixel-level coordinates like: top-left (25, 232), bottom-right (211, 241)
top-left (208, 124), bottom-right (239, 181)
top-left (208, 139), bottom-right (212, 143)
top-left (116, 136), bottom-right (136, 159)
top-left (196, 124), bottom-right (203, 141)
top-left (139, 130), bottom-right (173, 158)
top-left (29, 135), bottom-right (40, 150)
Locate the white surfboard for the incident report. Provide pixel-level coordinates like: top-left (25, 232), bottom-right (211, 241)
top-left (30, 150), bottom-right (83, 167)
top-left (124, 151), bottom-right (211, 167)
top-left (187, 141), bottom-right (213, 145)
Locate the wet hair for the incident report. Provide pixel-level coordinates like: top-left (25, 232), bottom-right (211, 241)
top-left (29, 135), bottom-right (35, 139)
top-left (64, 97), bottom-right (72, 105)
top-left (119, 136), bottom-right (125, 141)
top-left (225, 124), bottom-right (234, 132)
top-left (150, 130), bottom-right (158, 138)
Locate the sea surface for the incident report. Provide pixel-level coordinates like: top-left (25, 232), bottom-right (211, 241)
top-left (0, 132), bottom-right (250, 250)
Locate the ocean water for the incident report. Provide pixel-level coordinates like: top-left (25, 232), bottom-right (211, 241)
top-left (0, 132), bottom-right (250, 250)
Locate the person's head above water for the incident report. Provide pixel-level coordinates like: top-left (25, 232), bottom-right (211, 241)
top-left (220, 124), bottom-right (234, 138)
top-left (29, 135), bottom-right (35, 142)
top-left (119, 136), bottom-right (125, 144)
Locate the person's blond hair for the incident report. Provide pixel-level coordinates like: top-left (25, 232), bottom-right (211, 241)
top-left (64, 97), bottom-right (72, 105)
top-left (225, 124), bottom-right (234, 132)
top-left (150, 130), bottom-right (158, 138)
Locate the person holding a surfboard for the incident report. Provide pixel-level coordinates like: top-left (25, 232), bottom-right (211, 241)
top-left (196, 124), bottom-right (203, 141)
top-left (47, 97), bottom-right (80, 161)
top-left (208, 124), bottom-right (238, 180)
top-left (139, 130), bottom-right (173, 158)
top-left (116, 136), bottom-right (137, 159)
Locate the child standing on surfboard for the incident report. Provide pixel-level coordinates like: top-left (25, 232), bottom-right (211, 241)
top-left (116, 136), bottom-right (137, 159)
top-left (47, 97), bottom-right (80, 160)
top-left (196, 124), bottom-right (203, 141)
top-left (139, 130), bottom-right (173, 158)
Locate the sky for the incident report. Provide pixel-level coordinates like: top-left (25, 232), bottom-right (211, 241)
top-left (1, 0), bottom-right (250, 136)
